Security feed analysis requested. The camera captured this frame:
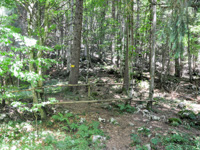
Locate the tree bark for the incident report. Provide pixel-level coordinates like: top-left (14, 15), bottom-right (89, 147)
top-left (186, 5), bottom-right (192, 82)
top-left (175, 57), bottom-right (181, 77)
top-left (147, 0), bottom-right (156, 110)
top-left (69, 0), bottom-right (84, 85)
top-left (123, 17), bottom-right (130, 91)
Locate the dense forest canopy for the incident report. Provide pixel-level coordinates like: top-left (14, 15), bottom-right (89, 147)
top-left (0, 0), bottom-right (200, 149)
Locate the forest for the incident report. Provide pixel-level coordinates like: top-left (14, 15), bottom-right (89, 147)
top-left (0, 0), bottom-right (200, 149)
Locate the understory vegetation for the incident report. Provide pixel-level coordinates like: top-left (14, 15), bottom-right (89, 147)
top-left (0, 0), bottom-right (200, 149)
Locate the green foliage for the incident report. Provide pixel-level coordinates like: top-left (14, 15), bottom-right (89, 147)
top-left (0, 113), bottom-right (105, 149)
top-left (52, 112), bottom-right (73, 123)
top-left (151, 137), bottom-right (161, 145)
top-left (116, 103), bottom-right (136, 113)
top-left (137, 126), bottom-right (151, 137)
top-left (130, 133), bottom-right (141, 146)
top-left (135, 145), bottom-right (149, 150)
top-left (178, 110), bottom-right (197, 120)
top-left (150, 132), bottom-right (199, 150)
top-left (168, 118), bottom-right (182, 126)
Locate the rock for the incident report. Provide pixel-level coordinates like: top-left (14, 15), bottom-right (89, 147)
top-left (110, 118), bottom-right (119, 125)
top-left (150, 115), bottom-right (160, 121)
top-left (0, 114), bottom-right (6, 120)
top-left (92, 135), bottom-right (106, 143)
top-left (145, 144), bottom-right (151, 150)
top-left (98, 117), bottom-right (106, 123)
top-left (64, 110), bottom-right (70, 114)
top-left (136, 104), bottom-right (144, 109)
top-left (129, 122), bottom-right (135, 127)
top-left (177, 102), bottom-right (186, 109)
top-left (160, 115), bottom-right (166, 121)
top-left (80, 118), bottom-right (86, 124)
top-left (142, 109), bottom-right (150, 116)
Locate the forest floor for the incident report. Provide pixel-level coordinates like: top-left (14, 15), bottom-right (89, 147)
top-left (0, 65), bottom-right (200, 149)
top-left (47, 65), bottom-right (200, 150)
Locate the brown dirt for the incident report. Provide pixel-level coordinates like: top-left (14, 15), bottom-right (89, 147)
top-left (48, 70), bottom-right (200, 150)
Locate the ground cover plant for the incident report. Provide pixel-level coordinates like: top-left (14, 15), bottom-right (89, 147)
top-left (0, 112), bottom-right (106, 150)
top-left (0, 0), bottom-right (200, 149)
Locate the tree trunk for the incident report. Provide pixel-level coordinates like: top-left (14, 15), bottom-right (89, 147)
top-left (111, 0), bottom-right (116, 65)
top-left (186, 6), bottom-right (192, 82)
top-left (175, 57), bottom-right (181, 77)
top-left (135, 0), bottom-right (140, 67)
top-left (123, 17), bottom-right (129, 91)
top-left (69, 0), bottom-right (84, 85)
top-left (67, 0), bottom-right (74, 73)
top-left (147, 0), bottom-right (156, 110)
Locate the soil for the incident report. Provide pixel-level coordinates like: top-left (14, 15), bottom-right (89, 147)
top-left (1, 66), bottom-right (200, 150)
top-left (47, 68), bottom-right (200, 150)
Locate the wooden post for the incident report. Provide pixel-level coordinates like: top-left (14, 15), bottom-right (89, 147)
top-left (88, 82), bottom-right (91, 97)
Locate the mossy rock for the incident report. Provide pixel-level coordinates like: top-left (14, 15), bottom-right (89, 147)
top-left (168, 118), bottom-right (182, 126)
top-left (178, 110), bottom-right (196, 120)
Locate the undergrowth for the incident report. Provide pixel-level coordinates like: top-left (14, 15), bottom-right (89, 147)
top-left (0, 112), bottom-right (105, 150)
top-left (150, 132), bottom-right (200, 150)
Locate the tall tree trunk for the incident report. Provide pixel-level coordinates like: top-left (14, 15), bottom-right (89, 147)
top-left (186, 5), bottom-right (192, 82)
top-left (135, 0), bottom-right (140, 67)
top-left (67, 0), bottom-right (74, 73)
top-left (148, 4), bottom-right (153, 71)
top-left (69, 0), bottom-right (84, 85)
top-left (111, 0), bottom-right (116, 65)
top-left (147, 0), bottom-right (156, 110)
top-left (161, 37), bottom-right (168, 89)
top-left (123, 16), bottom-right (129, 91)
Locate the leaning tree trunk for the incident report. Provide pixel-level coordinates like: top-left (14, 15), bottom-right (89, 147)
top-left (147, 0), bottom-right (156, 110)
top-left (69, 0), bottom-right (84, 85)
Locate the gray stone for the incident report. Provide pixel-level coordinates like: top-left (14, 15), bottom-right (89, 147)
top-left (177, 102), bottom-right (186, 109)
top-left (80, 118), bottom-right (86, 123)
top-left (129, 122), bottom-right (135, 127)
top-left (92, 135), bottom-right (106, 142)
top-left (98, 117), bottom-right (106, 123)
top-left (0, 114), bottom-right (6, 120)
top-left (151, 115), bottom-right (160, 121)
top-left (110, 118), bottom-right (119, 125)
top-left (145, 144), bottom-right (151, 150)
top-left (64, 110), bottom-right (70, 113)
